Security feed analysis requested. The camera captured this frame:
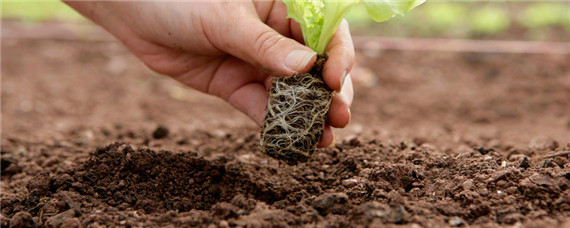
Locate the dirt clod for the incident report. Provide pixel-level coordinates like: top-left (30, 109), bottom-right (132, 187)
top-left (59, 218), bottom-right (81, 228)
top-left (45, 210), bottom-right (76, 228)
top-left (361, 202), bottom-right (407, 224)
top-left (312, 192), bottom-right (348, 214)
top-left (528, 173), bottom-right (553, 187)
top-left (1, 155), bottom-right (15, 173)
top-left (152, 126), bottom-right (169, 139)
top-left (27, 172), bottom-right (51, 196)
top-left (9, 212), bottom-right (37, 228)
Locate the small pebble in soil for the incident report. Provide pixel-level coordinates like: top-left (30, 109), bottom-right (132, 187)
top-left (462, 180), bottom-right (473, 191)
top-left (342, 179), bottom-right (358, 188)
top-left (152, 126), bottom-right (169, 139)
top-left (449, 216), bottom-right (465, 226)
top-left (312, 192), bottom-right (348, 213)
top-left (506, 186), bottom-right (519, 195)
top-left (499, 213), bottom-right (523, 224)
top-left (9, 211), bottom-right (37, 228)
top-left (219, 220), bottom-right (229, 228)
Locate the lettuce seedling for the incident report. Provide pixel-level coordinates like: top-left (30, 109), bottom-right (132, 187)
top-left (285, 0), bottom-right (425, 54)
top-left (260, 0), bottom-right (424, 165)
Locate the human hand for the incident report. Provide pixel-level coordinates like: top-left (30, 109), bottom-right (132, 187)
top-left (65, 1), bottom-right (354, 147)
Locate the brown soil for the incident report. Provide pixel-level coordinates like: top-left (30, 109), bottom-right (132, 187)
top-left (2, 36), bottom-right (570, 227)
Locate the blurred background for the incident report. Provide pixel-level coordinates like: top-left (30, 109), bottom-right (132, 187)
top-left (348, 1), bottom-right (570, 42)
top-left (2, 1), bottom-right (569, 41)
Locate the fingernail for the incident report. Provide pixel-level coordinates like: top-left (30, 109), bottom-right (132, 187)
top-left (285, 50), bottom-right (316, 72)
top-left (338, 71), bottom-right (348, 92)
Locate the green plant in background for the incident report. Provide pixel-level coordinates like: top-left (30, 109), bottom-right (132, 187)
top-left (566, 8), bottom-right (570, 30)
top-left (424, 3), bottom-right (466, 29)
top-left (345, 1), bottom-right (569, 41)
top-left (518, 3), bottom-right (570, 40)
top-left (471, 6), bottom-right (510, 35)
top-left (519, 3), bottom-right (568, 29)
top-left (2, 1), bottom-right (85, 23)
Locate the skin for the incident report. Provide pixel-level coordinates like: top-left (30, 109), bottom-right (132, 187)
top-left (65, 1), bottom-right (354, 148)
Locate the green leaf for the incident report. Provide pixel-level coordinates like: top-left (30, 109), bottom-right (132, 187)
top-left (315, 0), bottom-right (359, 53)
top-left (364, 0), bottom-right (426, 22)
top-left (283, 0), bottom-right (324, 51)
top-left (284, 0), bottom-right (424, 53)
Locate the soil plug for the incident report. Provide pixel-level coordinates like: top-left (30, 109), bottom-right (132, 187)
top-left (259, 0), bottom-right (424, 165)
top-left (261, 54), bottom-right (332, 165)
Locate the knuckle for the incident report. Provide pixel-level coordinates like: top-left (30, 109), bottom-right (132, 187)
top-left (253, 30), bottom-right (284, 60)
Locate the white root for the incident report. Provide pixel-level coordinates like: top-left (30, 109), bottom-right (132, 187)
top-left (260, 72), bottom-right (332, 165)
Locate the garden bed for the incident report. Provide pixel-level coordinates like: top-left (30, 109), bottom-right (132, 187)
top-left (2, 37), bottom-right (569, 227)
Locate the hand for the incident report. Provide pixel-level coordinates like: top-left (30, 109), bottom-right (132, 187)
top-left (65, 1), bottom-right (354, 147)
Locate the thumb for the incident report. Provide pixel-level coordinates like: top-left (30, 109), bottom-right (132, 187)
top-left (218, 18), bottom-right (316, 75)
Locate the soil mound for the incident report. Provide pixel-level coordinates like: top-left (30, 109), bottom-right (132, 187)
top-left (73, 142), bottom-right (228, 212)
top-left (27, 143), bottom-right (298, 213)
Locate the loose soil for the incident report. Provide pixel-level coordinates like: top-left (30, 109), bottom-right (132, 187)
top-left (2, 36), bottom-right (569, 227)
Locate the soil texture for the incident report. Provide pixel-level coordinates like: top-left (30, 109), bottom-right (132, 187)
top-left (2, 36), bottom-right (570, 227)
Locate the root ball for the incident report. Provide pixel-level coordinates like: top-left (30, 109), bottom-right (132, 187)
top-left (260, 55), bottom-right (332, 165)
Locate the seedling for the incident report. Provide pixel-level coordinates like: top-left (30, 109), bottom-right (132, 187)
top-left (260, 0), bottom-right (424, 165)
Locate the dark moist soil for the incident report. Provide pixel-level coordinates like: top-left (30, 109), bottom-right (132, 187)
top-left (261, 54), bottom-right (331, 165)
top-left (2, 37), bottom-right (570, 227)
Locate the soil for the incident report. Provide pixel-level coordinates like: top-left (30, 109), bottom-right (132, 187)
top-left (2, 36), bottom-right (570, 227)
top-left (261, 54), bottom-right (331, 165)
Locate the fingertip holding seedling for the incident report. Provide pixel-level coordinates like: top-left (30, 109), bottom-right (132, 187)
top-left (260, 0), bottom-right (424, 165)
